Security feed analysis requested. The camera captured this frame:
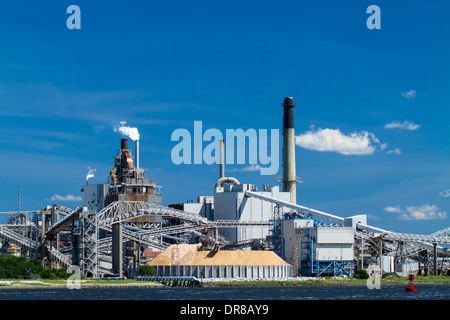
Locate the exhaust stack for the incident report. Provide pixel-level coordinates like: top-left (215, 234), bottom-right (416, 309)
top-left (135, 140), bottom-right (140, 170)
top-left (121, 138), bottom-right (128, 150)
top-left (282, 97), bottom-right (297, 204)
top-left (219, 139), bottom-right (225, 179)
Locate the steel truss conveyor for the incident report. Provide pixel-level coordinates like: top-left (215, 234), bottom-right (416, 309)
top-left (244, 190), bottom-right (450, 256)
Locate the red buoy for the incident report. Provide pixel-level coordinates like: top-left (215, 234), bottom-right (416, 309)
top-left (405, 274), bottom-right (416, 292)
top-left (405, 285), bottom-right (416, 292)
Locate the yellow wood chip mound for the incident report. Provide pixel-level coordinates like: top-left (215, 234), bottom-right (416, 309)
top-left (146, 243), bottom-right (290, 266)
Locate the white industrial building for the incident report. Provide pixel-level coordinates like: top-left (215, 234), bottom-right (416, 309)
top-left (213, 184), bottom-right (291, 243)
top-left (274, 217), bottom-right (355, 277)
top-left (169, 183), bottom-right (291, 245)
top-left (168, 196), bottom-right (214, 221)
top-left (81, 183), bottom-right (109, 213)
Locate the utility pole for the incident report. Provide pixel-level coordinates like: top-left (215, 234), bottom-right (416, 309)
top-left (18, 185), bottom-right (23, 217)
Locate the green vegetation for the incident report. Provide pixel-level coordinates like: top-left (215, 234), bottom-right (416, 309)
top-left (0, 255), bottom-right (69, 280)
top-left (354, 269), bottom-right (369, 279)
top-left (206, 275), bottom-right (450, 287)
top-left (382, 274), bottom-right (450, 284)
top-left (137, 265), bottom-right (156, 276)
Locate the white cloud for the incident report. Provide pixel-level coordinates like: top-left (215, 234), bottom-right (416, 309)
top-left (229, 164), bottom-right (262, 172)
top-left (386, 148), bottom-right (402, 155)
top-left (385, 204), bottom-right (447, 220)
top-left (51, 194), bottom-right (82, 202)
top-left (93, 124), bottom-right (104, 134)
top-left (402, 204), bottom-right (447, 220)
top-left (401, 89), bottom-right (416, 99)
top-left (384, 121), bottom-right (420, 131)
top-left (384, 206), bottom-right (402, 213)
top-left (295, 128), bottom-right (381, 155)
top-left (439, 189), bottom-right (450, 198)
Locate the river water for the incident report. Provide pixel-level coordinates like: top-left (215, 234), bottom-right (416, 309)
top-left (0, 284), bottom-right (447, 300)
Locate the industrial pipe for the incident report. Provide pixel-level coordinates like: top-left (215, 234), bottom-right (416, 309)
top-left (215, 177), bottom-right (240, 188)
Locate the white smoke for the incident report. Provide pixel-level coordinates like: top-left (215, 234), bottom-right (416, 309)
top-left (86, 166), bottom-right (96, 183)
top-left (114, 121), bottom-right (140, 141)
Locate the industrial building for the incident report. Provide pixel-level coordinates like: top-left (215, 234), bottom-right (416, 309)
top-left (0, 96), bottom-right (449, 281)
top-left (173, 184), bottom-right (291, 245)
top-left (169, 196), bottom-right (214, 221)
top-left (213, 184), bottom-right (290, 244)
top-left (273, 218), bottom-right (354, 277)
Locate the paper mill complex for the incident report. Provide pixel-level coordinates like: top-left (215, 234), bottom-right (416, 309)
top-left (0, 97), bottom-right (449, 282)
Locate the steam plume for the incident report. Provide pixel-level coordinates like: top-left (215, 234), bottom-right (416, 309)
top-left (86, 166), bottom-right (96, 183)
top-left (114, 121), bottom-right (140, 141)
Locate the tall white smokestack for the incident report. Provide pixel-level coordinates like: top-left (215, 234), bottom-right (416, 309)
top-left (135, 140), bottom-right (139, 170)
top-left (282, 97), bottom-right (297, 204)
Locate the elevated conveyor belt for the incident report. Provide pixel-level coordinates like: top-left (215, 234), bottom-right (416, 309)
top-left (244, 191), bottom-right (449, 256)
top-left (97, 201), bottom-right (209, 227)
top-left (380, 232), bottom-right (450, 244)
top-left (45, 206), bottom-right (82, 238)
top-left (245, 190), bottom-right (345, 224)
top-left (0, 226), bottom-right (38, 250)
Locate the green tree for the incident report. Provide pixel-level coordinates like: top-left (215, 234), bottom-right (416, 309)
top-left (138, 265), bottom-right (156, 276)
top-left (354, 269), bottom-right (369, 279)
top-left (0, 255), bottom-right (69, 280)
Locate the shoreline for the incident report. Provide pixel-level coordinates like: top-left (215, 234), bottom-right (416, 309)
top-left (0, 280), bottom-right (165, 289)
top-left (0, 276), bottom-right (448, 289)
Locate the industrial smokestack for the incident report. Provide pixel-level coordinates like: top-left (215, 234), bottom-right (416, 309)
top-left (135, 140), bottom-right (140, 170)
top-left (219, 139), bottom-right (225, 179)
top-left (282, 97), bottom-right (297, 204)
top-left (114, 122), bottom-right (140, 170)
top-left (121, 138), bottom-right (128, 150)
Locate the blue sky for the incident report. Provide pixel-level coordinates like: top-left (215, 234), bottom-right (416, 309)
top-left (0, 1), bottom-right (448, 234)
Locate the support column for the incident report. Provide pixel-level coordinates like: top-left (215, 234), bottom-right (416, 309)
top-left (112, 223), bottom-right (123, 277)
top-left (360, 238), bottom-right (364, 270)
top-left (40, 211), bottom-right (47, 261)
top-left (379, 239), bottom-right (383, 275)
top-left (56, 212), bottom-right (60, 253)
top-left (433, 243), bottom-right (438, 276)
top-left (71, 215), bottom-right (80, 267)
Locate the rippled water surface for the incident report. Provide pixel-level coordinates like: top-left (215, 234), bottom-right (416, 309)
top-left (0, 284), bottom-right (448, 300)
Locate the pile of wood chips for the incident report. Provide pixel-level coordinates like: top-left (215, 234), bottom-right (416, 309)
top-left (146, 243), bottom-right (289, 266)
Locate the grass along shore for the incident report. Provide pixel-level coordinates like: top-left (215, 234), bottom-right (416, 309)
top-left (0, 279), bottom-right (164, 288)
top-left (0, 275), bottom-right (448, 289)
top-left (202, 275), bottom-right (450, 287)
